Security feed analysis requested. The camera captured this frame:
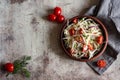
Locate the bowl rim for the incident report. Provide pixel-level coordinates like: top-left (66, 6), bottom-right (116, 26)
top-left (60, 15), bottom-right (108, 62)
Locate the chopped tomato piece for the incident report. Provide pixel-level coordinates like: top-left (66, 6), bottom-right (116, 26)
top-left (68, 48), bottom-right (75, 54)
top-left (74, 36), bottom-right (83, 42)
top-left (88, 44), bottom-right (94, 50)
top-left (69, 28), bottom-right (75, 36)
top-left (73, 18), bottom-right (78, 24)
top-left (78, 28), bottom-right (83, 34)
top-left (82, 45), bottom-right (88, 52)
top-left (74, 36), bottom-right (79, 42)
top-left (97, 59), bottom-right (106, 68)
top-left (96, 36), bottom-right (103, 44)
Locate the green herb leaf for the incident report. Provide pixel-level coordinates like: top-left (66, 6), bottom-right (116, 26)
top-left (13, 60), bottom-right (22, 74)
top-left (25, 56), bottom-right (31, 60)
top-left (22, 56), bottom-right (31, 62)
top-left (22, 68), bottom-right (31, 78)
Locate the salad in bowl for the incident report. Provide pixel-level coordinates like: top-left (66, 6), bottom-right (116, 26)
top-left (60, 16), bottom-right (108, 61)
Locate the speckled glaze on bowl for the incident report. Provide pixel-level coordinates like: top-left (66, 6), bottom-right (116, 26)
top-left (60, 16), bottom-right (108, 62)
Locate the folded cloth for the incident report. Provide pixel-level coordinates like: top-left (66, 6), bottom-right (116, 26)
top-left (85, 0), bottom-right (120, 75)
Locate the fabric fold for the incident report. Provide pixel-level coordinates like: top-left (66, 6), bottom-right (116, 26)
top-left (85, 0), bottom-right (120, 75)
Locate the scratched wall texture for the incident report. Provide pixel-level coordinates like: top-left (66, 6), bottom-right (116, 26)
top-left (0, 0), bottom-right (120, 80)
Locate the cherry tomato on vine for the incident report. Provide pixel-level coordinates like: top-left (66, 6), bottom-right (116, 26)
top-left (5, 63), bottom-right (14, 72)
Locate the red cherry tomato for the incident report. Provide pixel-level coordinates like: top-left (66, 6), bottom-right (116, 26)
top-left (97, 59), bottom-right (106, 68)
top-left (69, 28), bottom-right (75, 36)
top-left (54, 7), bottom-right (62, 16)
top-left (48, 14), bottom-right (56, 21)
top-left (5, 63), bottom-right (14, 72)
top-left (57, 15), bottom-right (65, 23)
top-left (96, 36), bottom-right (103, 44)
top-left (73, 18), bottom-right (78, 24)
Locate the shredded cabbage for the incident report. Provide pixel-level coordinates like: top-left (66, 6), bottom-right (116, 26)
top-left (63, 17), bottom-right (103, 59)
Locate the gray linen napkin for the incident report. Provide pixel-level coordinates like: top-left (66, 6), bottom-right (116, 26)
top-left (85, 0), bottom-right (120, 75)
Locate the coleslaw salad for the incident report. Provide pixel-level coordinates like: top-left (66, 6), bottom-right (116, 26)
top-left (62, 17), bottom-right (104, 59)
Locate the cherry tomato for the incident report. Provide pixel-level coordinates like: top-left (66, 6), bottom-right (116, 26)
top-left (96, 36), bottom-right (103, 44)
top-left (54, 7), bottom-right (62, 16)
top-left (97, 59), bottom-right (106, 68)
top-left (5, 63), bottom-right (14, 72)
top-left (78, 28), bottom-right (83, 34)
top-left (69, 28), bottom-right (75, 36)
top-left (73, 18), bottom-right (78, 24)
top-left (48, 14), bottom-right (57, 21)
top-left (88, 44), bottom-right (94, 50)
top-left (57, 15), bottom-right (65, 23)
top-left (82, 45), bottom-right (88, 52)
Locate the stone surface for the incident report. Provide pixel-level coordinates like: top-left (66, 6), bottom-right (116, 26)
top-left (0, 0), bottom-right (120, 80)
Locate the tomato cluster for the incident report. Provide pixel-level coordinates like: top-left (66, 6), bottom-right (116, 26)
top-left (48, 7), bottom-right (65, 23)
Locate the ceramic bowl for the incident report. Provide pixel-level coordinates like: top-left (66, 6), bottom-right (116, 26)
top-left (60, 16), bottom-right (108, 62)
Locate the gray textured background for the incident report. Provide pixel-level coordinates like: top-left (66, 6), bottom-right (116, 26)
top-left (0, 0), bottom-right (120, 80)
